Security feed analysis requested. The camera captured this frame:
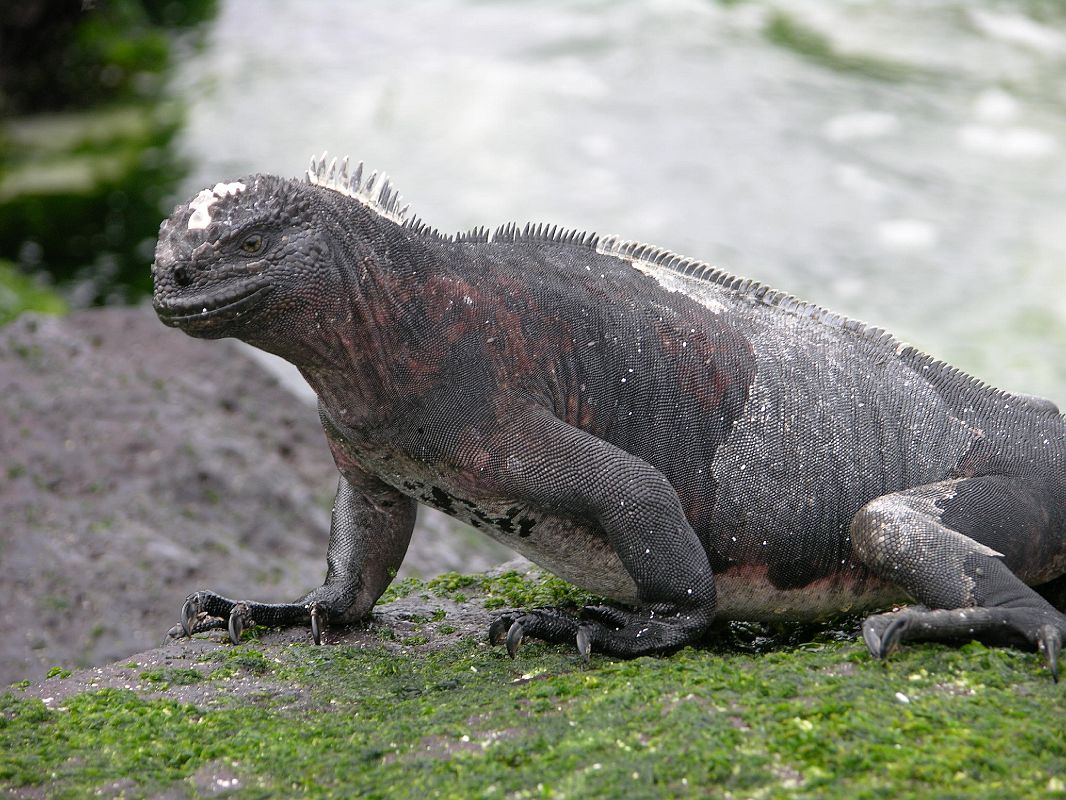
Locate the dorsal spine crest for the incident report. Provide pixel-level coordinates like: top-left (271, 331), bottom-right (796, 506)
top-left (301, 151), bottom-right (1060, 419)
top-left (307, 153), bottom-right (410, 225)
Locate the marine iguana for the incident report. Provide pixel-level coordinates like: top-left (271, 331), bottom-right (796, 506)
top-left (151, 155), bottom-right (1066, 677)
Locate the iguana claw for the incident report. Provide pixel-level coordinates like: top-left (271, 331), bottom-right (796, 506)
top-left (228, 603), bottom-right (250, 644)
top-left (576, 627), bottom-right (592, 662)
top-left (1037, 624), bottom-right (1061, 683)
top-left (310, 603), bottom-right (323, 645)
top-left (164, 623), bottom-right (185, 643)
top-left (862, 614), bottom-right (906, 660)
top-left (488, 618), bottom-right (515, 648)
top-left (181, 593), bottom-right (204, 637)
top-left (862, 623), bottom-right (885, 660)
top-left (506, 620), bottom-right (525, 658)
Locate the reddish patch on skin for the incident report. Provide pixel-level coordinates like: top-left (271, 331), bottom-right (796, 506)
top-left (654, 313), bottom-right (753, 419)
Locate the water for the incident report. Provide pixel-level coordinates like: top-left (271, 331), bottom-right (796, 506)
top-left (170, 0), bottom-right (1066, 401)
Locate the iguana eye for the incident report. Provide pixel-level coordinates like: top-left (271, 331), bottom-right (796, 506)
top-left (240, 234), bottom-right (263, 255)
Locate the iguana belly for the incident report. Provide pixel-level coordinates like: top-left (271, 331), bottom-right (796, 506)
top-left (712, 565), bottom-right (905, 622)
top-left (411, 481), bottom-right (645, 604)
top-left (409, 475), bottom-right (905, 620)
top-left (336, 429), bottom-right (907, 621)
top-left (332, 436), bottom-right (645, 601)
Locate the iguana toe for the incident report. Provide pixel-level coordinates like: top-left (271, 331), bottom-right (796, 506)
top-left (227, 602), bottom-right (250, 645)
top-left (165, 623), bottom-right (186, 643)
top-left (181, 592), bottom-right (204, 637)
top-left (310, 603), bottom-right (324, 645)
top-left (862, 613), bottom-right (907, 660)
top-left (505, 619), bottom-right (526, 658)
top-left (488, 603), bottom-right (708, 658)
top-left (581, 604), bottom-right (629, 629)
top-left (862, 620), bottom-right (885, 659)
top-left (170, 592), bottom-right (230, 641)
top-left (488, 609), bottom-right (584, 657)
top-left (576, 626), bottom-right (593, 662)
top-left (1036, 624), bottom-right (1061, 682)
top-left (863, 605), bottom-right (1066, 680)
top-left (488, 616), bottom-right (511, 647)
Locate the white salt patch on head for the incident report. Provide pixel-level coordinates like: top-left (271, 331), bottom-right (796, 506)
top-left (212, 181), bottom-right (246, 198)
top-left (187, 188), bottom-right (218, 230)
top-left (187, 181), bottom-right (247, 230)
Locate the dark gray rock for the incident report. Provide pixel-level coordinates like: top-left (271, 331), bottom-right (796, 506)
top-left (0, 307), bottom-right (511, 684)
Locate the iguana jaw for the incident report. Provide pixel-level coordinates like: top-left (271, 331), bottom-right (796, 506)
top-left (154, 279), bottom-right (273, 333)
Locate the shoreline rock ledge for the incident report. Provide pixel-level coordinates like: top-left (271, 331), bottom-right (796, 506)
top-left (0, 306), bottom-right (508, 686)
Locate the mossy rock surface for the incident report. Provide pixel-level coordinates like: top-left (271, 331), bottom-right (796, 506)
top-left (3, 568), bottom-right (1064, 799)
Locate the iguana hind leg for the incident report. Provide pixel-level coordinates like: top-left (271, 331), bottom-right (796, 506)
top-left (482, 406), bottom-right (717, 659)
top-left (851, 477), bottom-right (1066, 679)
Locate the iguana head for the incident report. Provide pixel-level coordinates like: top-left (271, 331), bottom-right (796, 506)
top-left (152, 173), bottom-right (332, 341)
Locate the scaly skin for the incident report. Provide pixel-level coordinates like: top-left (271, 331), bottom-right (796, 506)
top-left (150, 160), bottom-right (1066, 676)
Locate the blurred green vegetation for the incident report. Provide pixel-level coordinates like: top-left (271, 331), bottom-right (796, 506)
top-left (0, 260), bottom-right (66, 326)
top-left (0, 0), bottom-right (217, 321)
top-left (763, 11), bottom-right (922, 82)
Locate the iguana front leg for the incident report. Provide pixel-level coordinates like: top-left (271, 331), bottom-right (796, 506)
top-left (170, 470), bottom-right (416, 644)
top-left (480, 406), bottom-right (718, 659)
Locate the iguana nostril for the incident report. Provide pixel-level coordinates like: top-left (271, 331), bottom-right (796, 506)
top-left (174, 264), bottom-right (192, 287)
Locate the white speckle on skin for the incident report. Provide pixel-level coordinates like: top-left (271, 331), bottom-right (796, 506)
top-left (187, 181), bottom-right (247, 230)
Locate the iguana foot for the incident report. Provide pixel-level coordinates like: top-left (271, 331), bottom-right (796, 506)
top-left (489, 602), bottom-right (711, 660)
top-left (852, 478), bottom-right (1066, 681)
top-left (167, 590), bottom-right (333, 645)
top-left (862, 605), bottom-right (1065, 681)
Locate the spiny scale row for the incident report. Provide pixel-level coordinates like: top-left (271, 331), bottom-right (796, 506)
top-left (307, 153), bottom-right (410, 224)
top-left (306, 154), bottom-right (894, 353)
top-left (492, 222), bottom-right (599, 248)
top-left (302, 153), bottom-right (1050, 417)
top-left (597, 234), bottom-right (906, 355)
top-left (306, 154), bottom-right (604, 249)
top-left (598, 235), bottom-right (1042, 410)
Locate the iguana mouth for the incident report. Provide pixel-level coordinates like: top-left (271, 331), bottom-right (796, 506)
top-left (155, 280), bottom-right (273, 327)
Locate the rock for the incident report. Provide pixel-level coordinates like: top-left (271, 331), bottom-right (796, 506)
top-left (14, 592), bottom-right (497, 713)
top-left (0, 307), bottom-right (511, 684)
